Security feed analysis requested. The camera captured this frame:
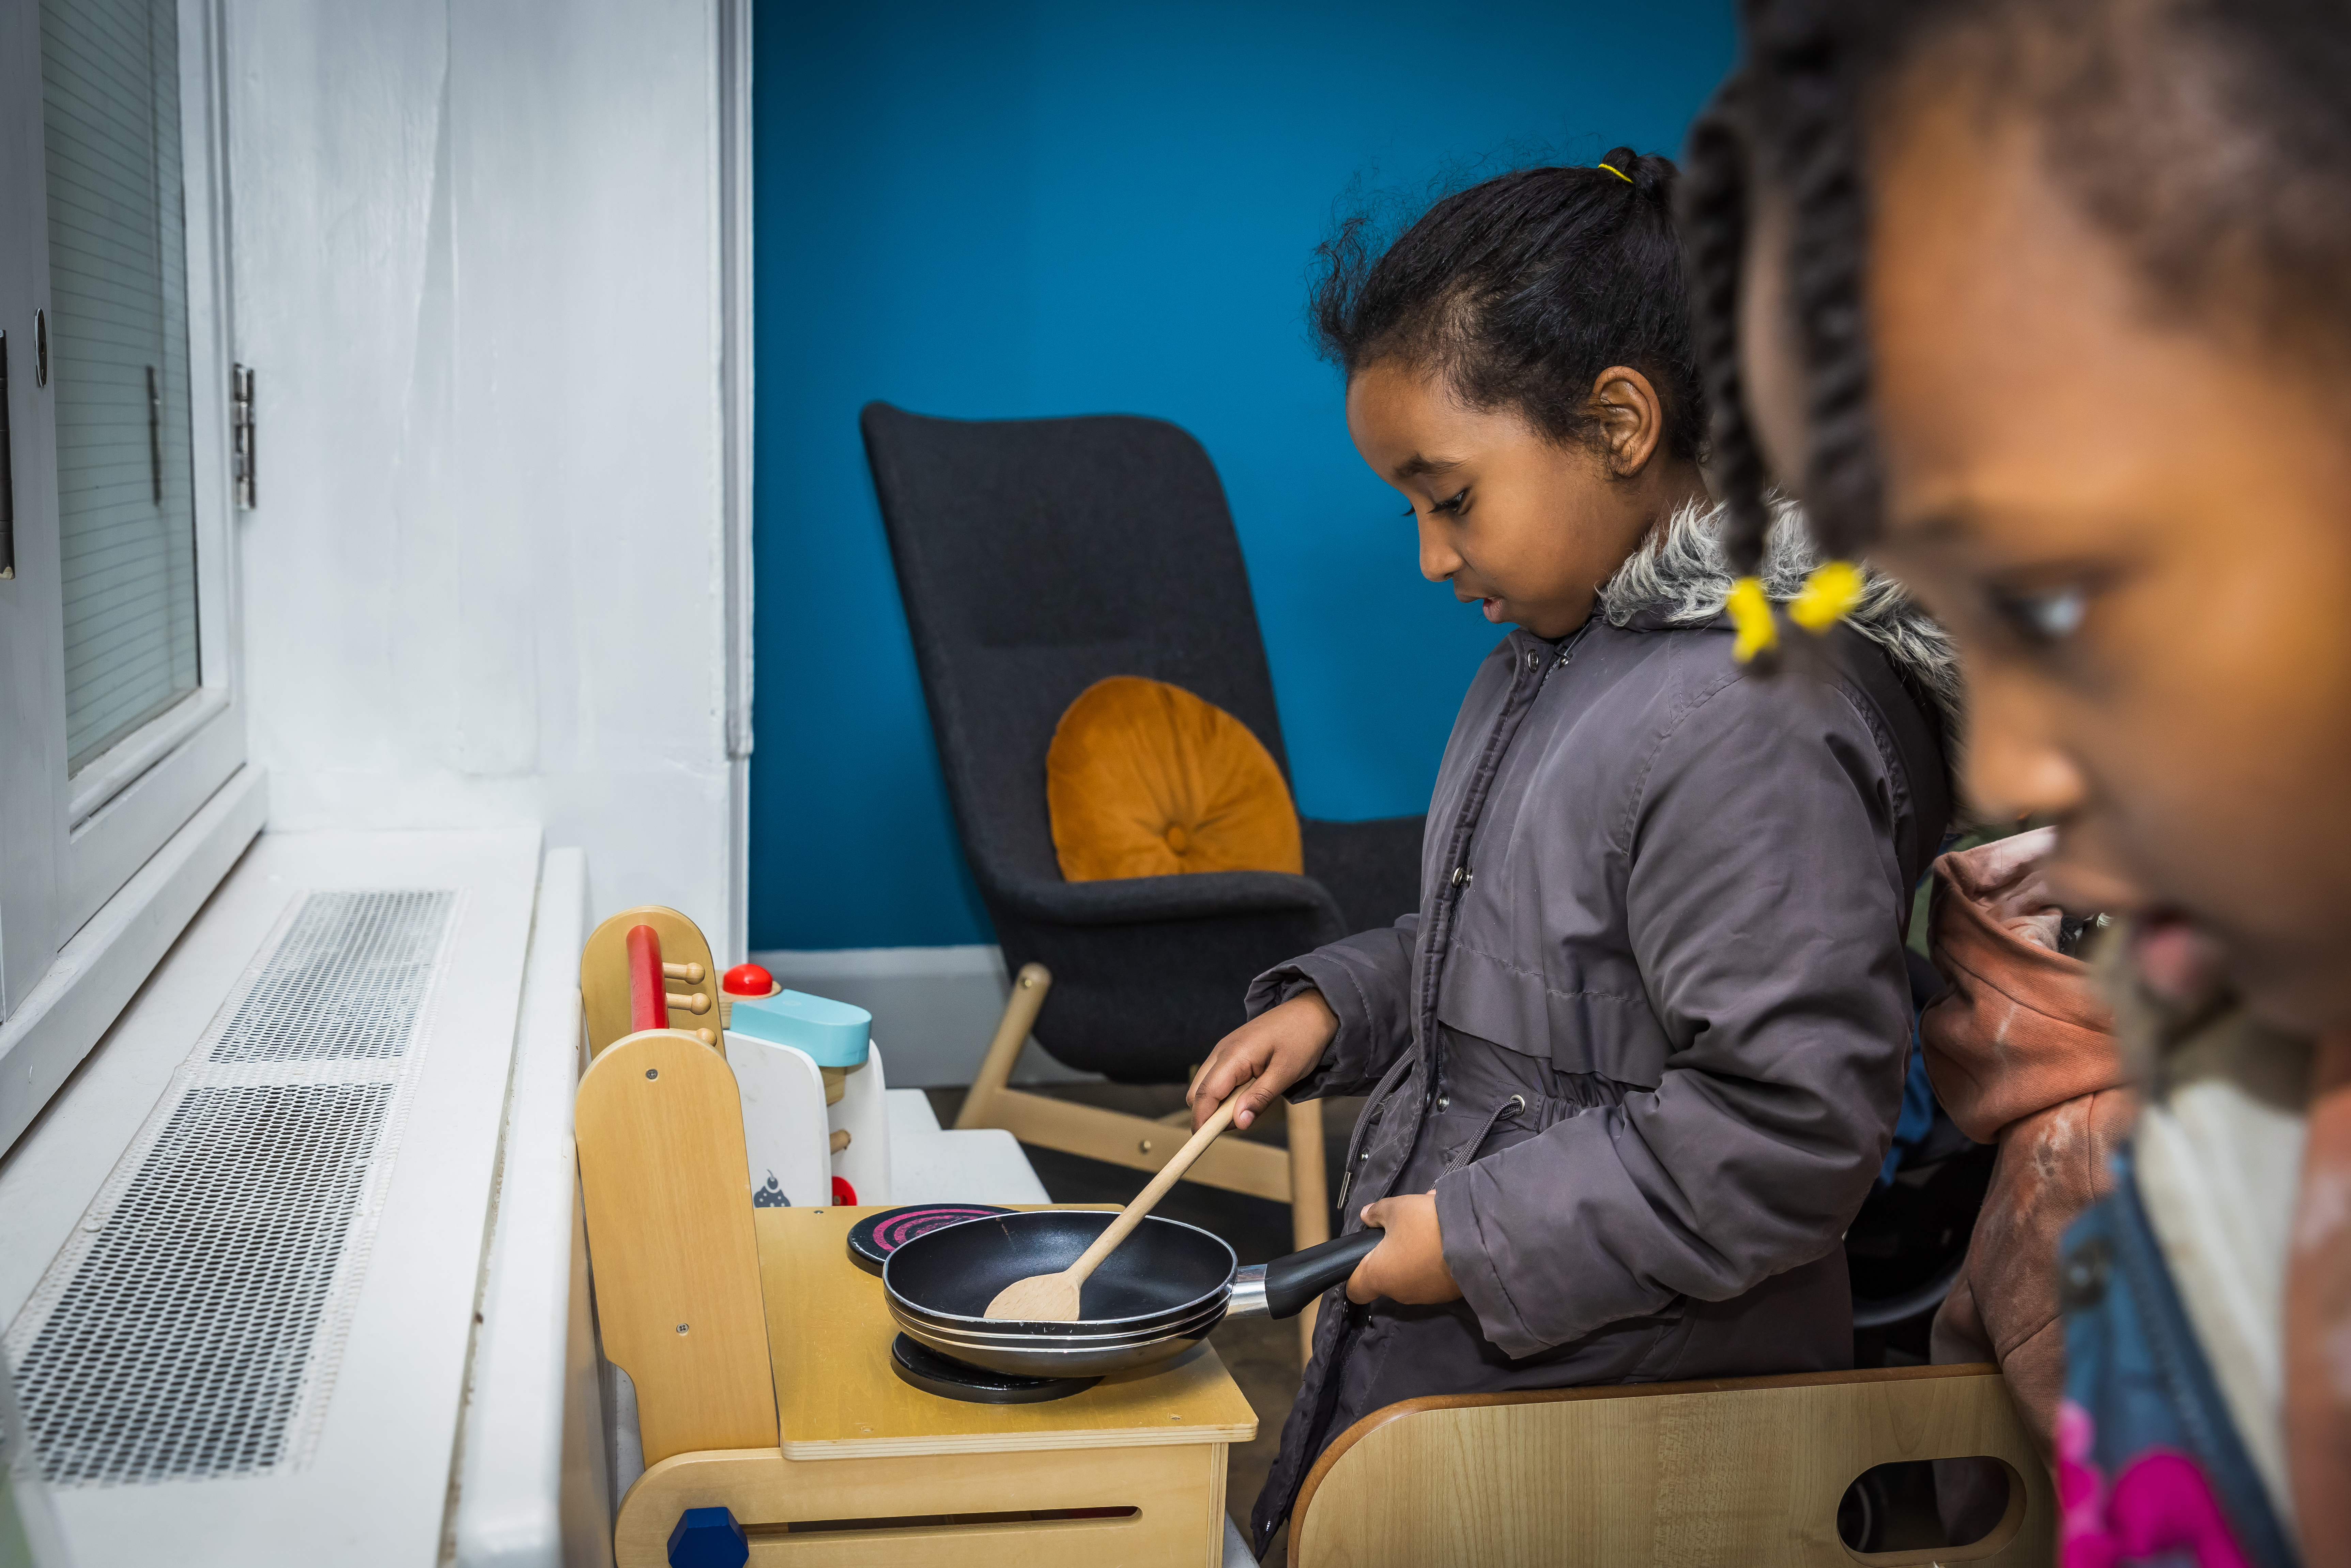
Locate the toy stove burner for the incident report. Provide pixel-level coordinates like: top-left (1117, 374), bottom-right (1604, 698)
top-left (861, 1205), bottom-right (1096, 1402)
top-left (846, 1203), bottom-right (1014, 1276)
top-left (888, 1334), bottom-right (1099, 1404)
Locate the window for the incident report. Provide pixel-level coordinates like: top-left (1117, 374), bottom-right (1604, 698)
top-left (45, 0), bottom-right (205, 774)
top-left (0, 0), bottom-right (243, 1036)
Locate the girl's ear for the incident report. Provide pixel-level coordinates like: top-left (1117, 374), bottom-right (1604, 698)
top-left (1588, 365), bottom-right (1667, 478)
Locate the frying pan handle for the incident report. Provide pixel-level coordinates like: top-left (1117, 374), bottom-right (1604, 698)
top-left (1254, 1230), bottom-right (1382, 1320)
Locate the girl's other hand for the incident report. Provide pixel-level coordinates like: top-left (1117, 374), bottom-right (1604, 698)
top-left (1346, 1192), bottom-right (1462, 1305)
top-left (1187, 990), bottom-right (1338, 1131)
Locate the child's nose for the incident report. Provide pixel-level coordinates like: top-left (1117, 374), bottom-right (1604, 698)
top-left (1416, 515), bottom-right (1461, 583)
top-left (1965, 667), bottom-right (2090, 825)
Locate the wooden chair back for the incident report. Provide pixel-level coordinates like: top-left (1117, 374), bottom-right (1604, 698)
top-left (1289, 1363), bottom-right (2053, 1568)
top-left (581, 906), bottom-right (721, 1058)
top-left (574, 1027), bottom-right (777, 1466)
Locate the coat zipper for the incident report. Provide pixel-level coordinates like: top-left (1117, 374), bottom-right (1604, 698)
top-left (1271, 629), bottom-right (1589, 1545)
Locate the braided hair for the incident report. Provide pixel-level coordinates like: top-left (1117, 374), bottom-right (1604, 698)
top-left (1310, 149), bottom-right (1706, 466)
top-left (1688, 0), bottom-right (2351, 577)
top-left (1681, 2), bottom-right (1880, 579)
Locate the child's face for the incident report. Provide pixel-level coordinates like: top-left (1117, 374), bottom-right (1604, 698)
top-left (1345, 361), bottom-right (1677, 641)
top-left (1807, 91), bottom-right (2351, 1032)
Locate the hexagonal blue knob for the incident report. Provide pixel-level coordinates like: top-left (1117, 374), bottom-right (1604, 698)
top-left (666, 1505), bottom-right (748, 1568)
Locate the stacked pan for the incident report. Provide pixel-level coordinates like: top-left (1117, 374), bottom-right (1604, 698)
top-left (882, 1209), bottom-right (1379, 1379)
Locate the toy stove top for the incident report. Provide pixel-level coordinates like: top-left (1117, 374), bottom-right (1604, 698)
top-left (887, 1333), bottom-right (1097, 1404)
top-left (851, 1204), bottom-right (1102, 1405)
top-left (756, 1203), bottom-right (1255, 1449)
top-left (845, 1202), bottom-right (1013, 1275)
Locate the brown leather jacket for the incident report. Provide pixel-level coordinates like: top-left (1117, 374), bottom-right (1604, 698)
top-left (1921, 830), bottom-right (2135, 1449)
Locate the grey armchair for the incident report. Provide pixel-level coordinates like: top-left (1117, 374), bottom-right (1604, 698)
top-left (861, 401), bottom-right (1423, 1256)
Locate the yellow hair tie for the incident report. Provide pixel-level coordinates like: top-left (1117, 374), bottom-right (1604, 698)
top-left (1598, 162), bottom-right (1635, 185)
top-left (1726, 575), bottom-right (1776, 663)
top-left (1788, 560), bottom-right (1866, 633)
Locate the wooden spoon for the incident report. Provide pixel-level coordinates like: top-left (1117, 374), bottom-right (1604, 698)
top-left (984, 1094), bottom-right (1242, 1321)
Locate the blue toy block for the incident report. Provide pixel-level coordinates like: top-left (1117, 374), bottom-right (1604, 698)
top-left (726, 987), bottom-right (871, 1067)
top-left (666, 1505), bottom-right (748, 1568)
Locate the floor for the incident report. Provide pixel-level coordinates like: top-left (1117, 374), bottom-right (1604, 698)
top-left (923, 1082), bottom-right (1361, 1564)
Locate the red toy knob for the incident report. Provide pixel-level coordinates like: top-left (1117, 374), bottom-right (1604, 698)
top-left (832, 1177), bottom-right (857, 1206)
top-left (721, 962), bottom-right (774, 997)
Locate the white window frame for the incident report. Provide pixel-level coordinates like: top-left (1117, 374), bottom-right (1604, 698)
top-left (0, 0), bottom-right (251, 1150)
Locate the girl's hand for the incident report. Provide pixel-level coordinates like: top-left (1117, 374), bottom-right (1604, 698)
top-left (1187, 990), bottom-right (1339, 1131)
top-left (1345, 1192), bottom-right (1462, 1305)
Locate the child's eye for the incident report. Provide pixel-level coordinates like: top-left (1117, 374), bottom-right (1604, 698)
top-left (1987, 582), bottom-right (2090, 645)
top-left (1400, 489), bottom-right (1469, 519)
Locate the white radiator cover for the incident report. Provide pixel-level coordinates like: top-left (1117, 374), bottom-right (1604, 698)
top-left (0, 830), bottom-right (555, 1568)
top-left (9, 890), bottom-right (461, 1489)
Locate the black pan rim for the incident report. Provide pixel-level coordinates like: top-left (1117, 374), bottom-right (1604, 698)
top-left (891, 1314), bottom-right (1226, 1379)
top-left (888, 1295), bottom-right (1230, 1349)
top-left (882, 1208), bottom-right (1239, 1335)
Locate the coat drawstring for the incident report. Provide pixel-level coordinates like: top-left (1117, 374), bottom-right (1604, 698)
top-left (1442, 1094), bottom-right (1529, 1175)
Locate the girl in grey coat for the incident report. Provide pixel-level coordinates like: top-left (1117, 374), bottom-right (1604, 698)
top-left (1187, 154), bottom-right (1958, 1556)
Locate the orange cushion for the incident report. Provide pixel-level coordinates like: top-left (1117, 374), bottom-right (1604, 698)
top-left (1046, 677), bottom-right (1303, 882)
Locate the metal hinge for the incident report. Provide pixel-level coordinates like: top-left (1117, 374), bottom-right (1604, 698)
top-left (230, 364), bottom-right (256, 508)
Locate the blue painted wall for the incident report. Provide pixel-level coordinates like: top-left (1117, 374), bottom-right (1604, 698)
top-left (749, 1), bottom-right (1737, 950)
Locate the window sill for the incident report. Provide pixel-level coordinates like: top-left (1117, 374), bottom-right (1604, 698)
top-left (66, 686), bottom-right (231, 828)
top-left (0, 763), bottom-right (267, 1157)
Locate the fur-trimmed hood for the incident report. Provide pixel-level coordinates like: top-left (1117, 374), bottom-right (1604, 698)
top-left (1596, 497), bottom-right (1962, 731)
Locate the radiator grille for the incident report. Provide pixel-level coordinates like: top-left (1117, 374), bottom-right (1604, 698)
top-left (211, 891), bottom-right (456, 1064)
top-left (6, 889), bottom-right (460, 1487)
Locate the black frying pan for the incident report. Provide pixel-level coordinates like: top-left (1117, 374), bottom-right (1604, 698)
top-left (883, 1210), bottom-right (1380, 1378)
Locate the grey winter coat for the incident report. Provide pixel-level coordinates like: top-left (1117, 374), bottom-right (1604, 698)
top-left (1248, 506), bottom-right (1956, 1553)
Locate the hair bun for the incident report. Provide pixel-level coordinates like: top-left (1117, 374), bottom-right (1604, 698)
top-left (1600, 145), bottom-right (1669, 199)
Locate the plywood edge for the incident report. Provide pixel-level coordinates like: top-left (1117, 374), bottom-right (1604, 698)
top-left (1287, 1362), bottom-right (2011, 1565)
top-left (623, 1444), bottom-right (787, 1496)
top-left (779, 1418), bottom-right (1255, 1461)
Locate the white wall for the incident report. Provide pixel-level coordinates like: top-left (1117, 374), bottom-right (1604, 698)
top-left (225, 0), bottom-right (744, 955)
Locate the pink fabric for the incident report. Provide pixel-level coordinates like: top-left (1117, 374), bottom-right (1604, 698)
top-left (2058, 1402), bottom-right (2252, 1568)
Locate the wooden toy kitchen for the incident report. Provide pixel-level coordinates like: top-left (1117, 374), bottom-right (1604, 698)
top-left (572, 906), bottom-right (1263, 1568)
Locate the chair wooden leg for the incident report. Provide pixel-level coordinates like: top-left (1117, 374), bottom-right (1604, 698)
top-left (956, 963), bottom-right (1051, 1131)
top-left (1287, 1097), bottom-right (1330, 1361)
